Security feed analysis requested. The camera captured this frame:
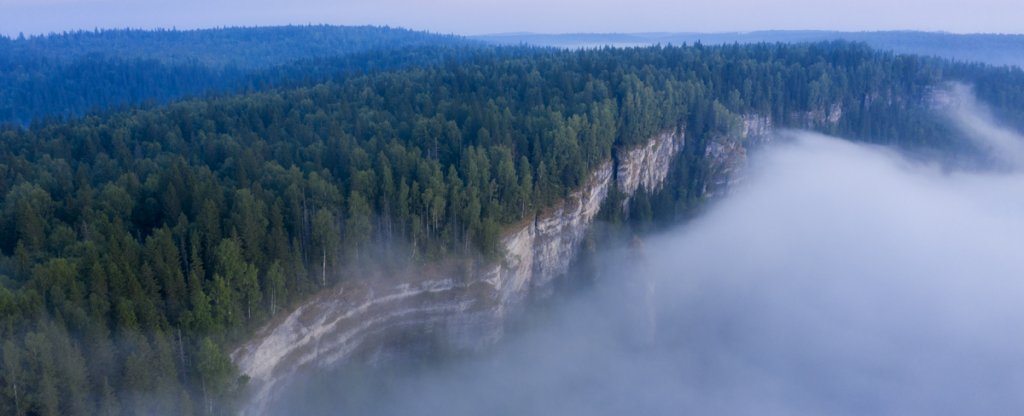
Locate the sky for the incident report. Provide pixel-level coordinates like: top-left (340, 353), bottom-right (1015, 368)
top-left (260, 85), bottom-right (1024, 415)
top-left (1, 0), bottom-right (1023, 37)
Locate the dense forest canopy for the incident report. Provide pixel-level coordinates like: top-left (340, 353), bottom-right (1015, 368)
top-left (2, 35), bottom-right (1024, 415)
top-left (477, 30), bottom-right (1024, 68)
top-left (2, 25), bottom-right (472, 68)
top-left (0, 25), bottom-right (477, 126)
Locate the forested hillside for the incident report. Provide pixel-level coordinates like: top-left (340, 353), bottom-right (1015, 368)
top-left (4, 26), bottom-right (470, 68)
top-left (478, 30), bottom-right (1024, 67)
top-left (2, 39), bottom-right (1024, 415)
top-left (0, 25), bottom-right (475, 126)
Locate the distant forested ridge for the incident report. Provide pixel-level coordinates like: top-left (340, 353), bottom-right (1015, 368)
top-left (477, 30), bottom-right (1024, 68)
top-left (3, 37), bottom-right (1024, 415)
top-left (5, 25), bottom-right (471, 68)
top-left (0, 25), bottom-right (477, 126)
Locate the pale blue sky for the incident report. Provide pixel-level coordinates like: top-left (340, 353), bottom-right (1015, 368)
top-left (1, 0), bottom-right (1021, 37)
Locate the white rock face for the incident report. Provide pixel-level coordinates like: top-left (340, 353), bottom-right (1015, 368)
top-left (233, 130), bottom-right (686, 414)
top-left (705, 110), bottom-right (841, 197)
top-left (741, 113), bottom-right (774, 145)
top-left (233, 276), bottom-right (492, 413)
top-left (234, 109), bottom-right (848, 413)
top-left (490, 129), bottom-right (685, 302)
top-left (617, 130), bottom-right (685, 195)
top-left (488, 158), bottom-right (613, 306)
top-left (617, 130), bottom-right (685, 215)
top-left (705, 114), bottom-right (774, 197)
top-left (796, 103), bottom-right (844, 128)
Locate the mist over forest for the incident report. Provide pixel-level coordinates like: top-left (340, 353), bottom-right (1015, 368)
top-left (2, 23), bottom-right (1024, 416)
top-left (271, 87), bottom-right (1024, 415)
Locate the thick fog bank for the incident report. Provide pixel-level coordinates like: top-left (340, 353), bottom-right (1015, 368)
top-left (269, 97), bottom-right (1024, 415)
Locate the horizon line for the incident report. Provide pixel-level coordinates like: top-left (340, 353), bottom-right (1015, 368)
top-left (5, 24), bottom-right (1024, 40)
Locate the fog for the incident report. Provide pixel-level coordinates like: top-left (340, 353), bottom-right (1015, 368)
top-left (270, 91), bottom-right (1024, 415)
top-left (943, 83), bottom-right (1024, 169)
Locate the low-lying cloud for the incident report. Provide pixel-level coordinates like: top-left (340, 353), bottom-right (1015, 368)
top-left (941, 82), bottom-right (1024, 169)
top-left (272, 91), bottom-right (1024, 415)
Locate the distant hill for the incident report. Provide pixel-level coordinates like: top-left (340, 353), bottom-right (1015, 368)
top-left (475, 31), bottom-right (1024, 67)
top-left (3, 25), bottom-right (471, 68)
top-left (0, 25), bottom-right (478, 126)
top-left (9, 27), bottom-right (1023, 127)
top-left (5, 40), bottom-right (1024, 415)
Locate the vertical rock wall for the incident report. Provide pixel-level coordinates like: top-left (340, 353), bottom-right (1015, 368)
top-left (232, 129), bottom-right (686, 413)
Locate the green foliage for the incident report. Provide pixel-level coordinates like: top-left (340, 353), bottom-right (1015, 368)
top-left (0, 25), bottom-right (478, 126)
top-left (196, 337), bottom-right (240, 415)
top-left (1, 38), bottom-right (1024, 415)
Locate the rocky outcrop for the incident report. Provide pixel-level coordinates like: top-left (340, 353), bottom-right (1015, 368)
top-left (705, 114), bottom-right (774, 197)
top-left (616, 130), bottom-right (686, 215)
top-left (491, 129), bottom-right (685, 304)
top-left (233, 129), bottom-right (685, 414)
top-left (232, 104), bottom-right (858, 412)
top-left (486, 159), bottom-right (612, 305)
top-left (617, 130), bottom-right (685, 195)
top-left (705, 108), bottom-right (842, 197)
top-left (798, 103), bottom-right (844, 127)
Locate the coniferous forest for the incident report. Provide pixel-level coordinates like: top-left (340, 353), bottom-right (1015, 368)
top-left (3, 26), bottom-right (1024, 415)
top-left (0, 26), bottom-right (475, 126)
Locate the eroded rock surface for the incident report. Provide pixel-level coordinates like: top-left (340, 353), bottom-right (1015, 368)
top-left (233, 129), bottom-right (687, 413)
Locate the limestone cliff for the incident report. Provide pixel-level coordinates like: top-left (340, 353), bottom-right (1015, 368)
top-left (617, 130), bottom-right (684, 195)
top-left (705, 114), bottom-right (774, 198)
top-left (705, 107), bottom-right (842, 197)
top-left (231, 102), bottom-right (852, 412)
top-left (232, 129), bottom-right (685, 413)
